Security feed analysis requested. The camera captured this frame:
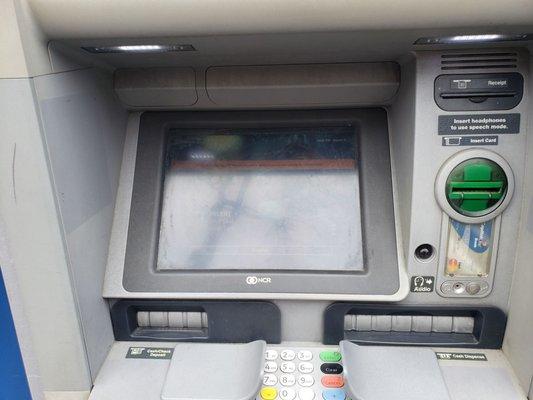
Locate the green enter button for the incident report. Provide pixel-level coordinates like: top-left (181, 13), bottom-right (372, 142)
top-left (320, 351), bottom-right (342, 362)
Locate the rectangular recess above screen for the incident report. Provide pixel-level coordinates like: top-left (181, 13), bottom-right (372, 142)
top-left (114, 67), bottom-right (198, 107)
top-left (206, 63), bottom-right (400, 107)
top-left (113, 63), bottom-right (399, 109)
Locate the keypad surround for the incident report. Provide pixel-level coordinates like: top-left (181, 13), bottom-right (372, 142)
top-left (258, 347), bottom-right (346, 400)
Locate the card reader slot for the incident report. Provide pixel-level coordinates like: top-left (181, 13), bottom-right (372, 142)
top-left (450, 187), bottom-right (503, 196)
top-left (450, 187), bottom-right (503, 192)
top-left (448, 181), bottom-right (505, 203)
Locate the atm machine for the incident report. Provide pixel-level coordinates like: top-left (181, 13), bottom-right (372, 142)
top-left (0, 2), bottom-right (532, 400)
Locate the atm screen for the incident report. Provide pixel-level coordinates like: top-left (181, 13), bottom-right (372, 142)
top-left (156, 127), bottom-right (364, 271)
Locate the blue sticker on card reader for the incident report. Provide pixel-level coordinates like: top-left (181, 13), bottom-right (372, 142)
top-left (450, 220), bottom-right (492, 254)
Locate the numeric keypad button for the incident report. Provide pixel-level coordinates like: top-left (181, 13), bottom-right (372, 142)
top-left (298, 388), bottom-right (315, 400)
top-left (279, 388), bottom-right (296, 400)
top-left (264, 361), bottom-right (278, 373)
top-left (321, 375), bottom-right (344, 388)
top-left (261, 387), bottom-right (278, 400)
top-left (322, 389), bottom-right (346, 400)
top-left (279, 374), bottom-right (296, 387)
top-left (319, 351), bottom-right (341, 363)
top-left (297, 350), bottom-right (313, 361)
top-left (320, 363), bottom-right (343, 375)
top-left (298, 362), bottom-right (314, 374)
top-left (265, 350), bottom-right (279, 360)
top-left (263, 373), bottom-right (278, 386)
top-left (298, 374), bottom-right (314, 387)
top-left (281, 349), bottom-right (296, 361)
top-left (280, 361), bottom-right (296, 373)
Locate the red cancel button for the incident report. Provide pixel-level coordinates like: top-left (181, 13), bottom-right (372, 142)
top-left (321, 375), bottom-right (344, 388)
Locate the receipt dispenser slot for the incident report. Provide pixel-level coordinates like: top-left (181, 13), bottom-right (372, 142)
top-left (435, 73), bottom-right (523, 111)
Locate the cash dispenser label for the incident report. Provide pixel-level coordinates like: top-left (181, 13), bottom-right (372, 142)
top-left (436, 352), bottom-right (487, 361)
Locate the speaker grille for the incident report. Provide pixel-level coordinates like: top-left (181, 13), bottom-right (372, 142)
top-left (441, 52), bottom-right (518, 71)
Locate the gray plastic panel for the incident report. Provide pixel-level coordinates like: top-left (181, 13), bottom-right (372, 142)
top-left (441, 365), bottom-right (525, 400)
top-left (161, 341), bottom-right (266, 400)
top-left (390, 49), bottom-right (529, 314)
top-left (114, 67), bottom-right (198, 107)
top-left (89, 342), bottom-right (526, 400)
top-left (206, 63), bottom-right (399, 107)
top-left (340, 340), bottom-right (450, 400)
top-left (32, 68), bottom-right (129, 384)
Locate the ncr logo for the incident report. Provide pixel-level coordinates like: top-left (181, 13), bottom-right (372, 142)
top-left (245, 276), bottom-right (272, 285)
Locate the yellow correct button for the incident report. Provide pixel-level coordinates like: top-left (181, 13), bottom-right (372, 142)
top-left (261, 387), bottom-right (278, 400)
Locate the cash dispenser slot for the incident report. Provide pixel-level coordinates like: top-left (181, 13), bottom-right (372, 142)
top-left (434, 72), bottom-right (523, 111)
top-left (324, 304), bottom-right (506, 348)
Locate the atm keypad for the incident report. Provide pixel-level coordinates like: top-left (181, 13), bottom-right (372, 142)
top-left (280, 362), bottom-right (296, 373)
top-left (259, 347), bottom-right (347, 400)
top-left (281, 350), bottom-right (296, 360)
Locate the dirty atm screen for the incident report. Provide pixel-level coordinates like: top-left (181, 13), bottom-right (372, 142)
top-left (157, 127), bottom-right (364, 271)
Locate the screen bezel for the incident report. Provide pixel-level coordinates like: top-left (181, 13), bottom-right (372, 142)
top-left (123, 109), bottom-right (400, 295)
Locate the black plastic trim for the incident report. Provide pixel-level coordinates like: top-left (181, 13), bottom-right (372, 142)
top-left (123, 109), bottom-right (400, 296)
top-left (323, 303), bottom-right (506, 349)
top-left (111, 300), bottom-right (281, 343)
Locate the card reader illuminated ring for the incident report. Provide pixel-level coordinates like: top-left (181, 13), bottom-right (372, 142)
top-left (435, 149), bottom-right (514, 223)
top-left (446, 159), bottom-right (507, 216)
